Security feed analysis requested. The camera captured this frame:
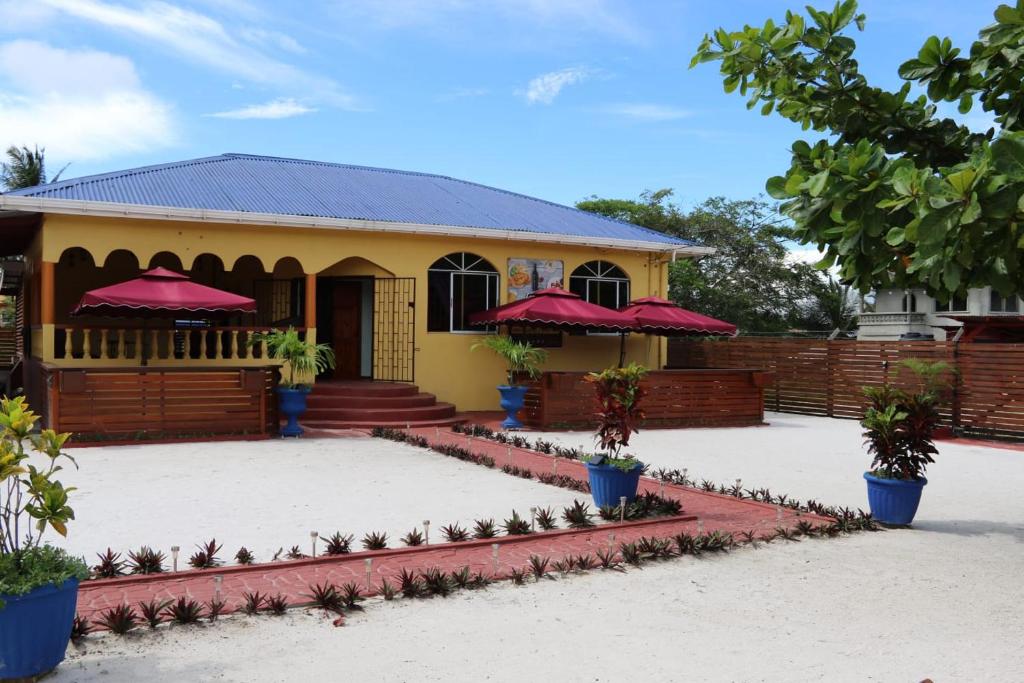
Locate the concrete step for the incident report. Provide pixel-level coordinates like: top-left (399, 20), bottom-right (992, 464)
top-left (303, 402), bottom-right (456, 422)
top-left (302, 416), bottom-right (464, 430)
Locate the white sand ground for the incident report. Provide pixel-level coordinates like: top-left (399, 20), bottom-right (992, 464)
top-left (53, 413), bottom-right (1024, 682)
top-left (52, 436), bottom-right (585, 563)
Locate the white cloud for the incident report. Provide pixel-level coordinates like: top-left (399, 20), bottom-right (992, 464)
top-left (0, 1), bottom-right (56, 30)
top-left (40, 0), bottom-right (359, 109)
top-left (435, 87), bottom-right (490, 102)
top-left (0, 41), bottom-right (174, 161)
top-left (603, 103), bottom-right (692, 121)
top-left (522, 67), bottom-right (589, 105)
top-left (208, 98), bottom-right (316, 120)
top-left (239, 27), bottom-right (306, 54)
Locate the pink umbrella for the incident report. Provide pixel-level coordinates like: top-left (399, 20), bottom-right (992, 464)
top-left (468, 287), bottom-right (635, 331)
top-left (72, 267), bottom-right (256, 317)
top-left (619, 296), bottom-right (736, 336)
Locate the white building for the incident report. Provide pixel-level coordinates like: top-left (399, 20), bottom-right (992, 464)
top-left (857, 287), bottom-right (1024, 341)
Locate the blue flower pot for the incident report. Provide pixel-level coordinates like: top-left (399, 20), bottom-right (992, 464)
top-left (586, 461), bottom-right (643, 508)
top-left (864, 472), bottom-right (927, 526)
top-left (0, 578), bottom-right (79, 680)
top-left (277, 386), bottom-right (310, 437)
top-left (497, 385), bottom-right (528, 430)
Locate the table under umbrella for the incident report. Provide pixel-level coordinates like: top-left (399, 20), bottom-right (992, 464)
top-left (72, 267), bottom-right (257, 364)
top-left (618, 296), bottom-right (736, 336)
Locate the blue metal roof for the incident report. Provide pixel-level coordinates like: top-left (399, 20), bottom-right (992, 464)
top-left (7, 154), bottom-right (691, 248)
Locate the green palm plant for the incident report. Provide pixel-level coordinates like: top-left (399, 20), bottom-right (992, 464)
top-left (250, 327), bottom-right (336, 388)
top-left (1, 145), bottom-right (67, 191)
top-left (471, 335), bottom-right (547, 385)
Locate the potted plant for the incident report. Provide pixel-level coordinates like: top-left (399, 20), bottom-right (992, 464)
top-left (252, 327), bottom-right (336, 437)
top-left (471, 335), bottom-right (547, 430)
top-left (0, 397), bottom-right (87, 679)
top-left (584, 363), bottom-right (647, 508)
top-left (860, 360), bottom-right (949, 526)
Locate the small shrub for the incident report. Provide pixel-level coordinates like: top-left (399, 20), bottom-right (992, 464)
top-left (440, 523), bottom-right (470, 543)
top-left (381, 579), bottom-right (397, 601)
top-left (452, 566), bottom-right (473, 589)
top-left (127, 546), bottom-right (166, 574)
top-left (285, 545), bottom-right (307, 560)
top-left (528, 555), bottom-right (550, 581)
top-left (619, 542), bottom-right (642, 566)
top-left (401, 528), bottom-right (425, 546)
top-left (266, 594), bottom-right (289, 615)
top-left (473, 519), bottom-right (497, 539)
top-left (561, 501), bottom-right (595, 529)
top-left (97, 604), bottom-right (139, 635)
top-left (234, 547), bottom-right (256, 565)
top-left (508, 567), bottom-right (527, 585)
top-left (323, 532), bottom-right (354, 555)
top-left (189, 539), bottom-right (223, 569)
top-left (305, 582), bottom-right (343, 612)
top-left (535, 507), bottom-right (558, 531)
top-left (596, 548), bottom-right (620, 570)
top-left (575, 554), bottom-right (599, 571)
top-left (361, 531), bottom-right (389, 550)
top-left (139, 598), bottom-right (172, 629)
top-left (165, 597), bottom-right (205, 624)
top-left (206, 598), bottom-right (227, 622)
top-left (339, 582), bottom-right (364, 611)
top-left (420, 568), bottom-right (454, 597)
top-left (71, 615), bottom-right (91, 642)
top-left (92, 548), bottom-right (126, 579)
top-left (502, 511), bottom-right (532, 535)
top-left (471, 571), bottom-right (492, 588)
top-left (242, 591), bottom-right (267, 615)
top-left (398, 568), bottom-right (423, 598)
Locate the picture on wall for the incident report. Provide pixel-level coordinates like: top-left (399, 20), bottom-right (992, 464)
top-left (507, 258), bottom-right (563, 302)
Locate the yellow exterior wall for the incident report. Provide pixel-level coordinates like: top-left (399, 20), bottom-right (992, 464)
top-left (40, 214), bottom-right (673, 410)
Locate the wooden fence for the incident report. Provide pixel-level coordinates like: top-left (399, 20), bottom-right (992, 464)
top-left (41, 365), bottom-right (279, 440)
top-left (669, 338), bottom-right (1024, 440)
top-left (0, 326), bottom-right (15, 368)
top-left (523, 369), bottom-right (770, 430)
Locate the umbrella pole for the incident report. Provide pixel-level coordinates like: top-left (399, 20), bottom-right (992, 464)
top-left (618, 332), bottom-right (626, 368)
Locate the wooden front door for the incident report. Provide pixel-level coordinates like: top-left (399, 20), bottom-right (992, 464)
top-left (332, 282), bottom-right (362, 379)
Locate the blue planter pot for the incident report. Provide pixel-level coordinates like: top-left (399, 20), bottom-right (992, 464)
top-left (277, 386), bottom-right (310, 437)
top-left (864, 472), bottom-right (927, 526)
top-left (586, 462), bottom-right (643, 508)
top-left (0, 578), bottom-right (79, 680)
top-left (497, 385), bottom-right (528, 430)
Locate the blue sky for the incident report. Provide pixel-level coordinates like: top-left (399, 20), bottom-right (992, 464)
top-left (0, 0), bottom-right (998, 210)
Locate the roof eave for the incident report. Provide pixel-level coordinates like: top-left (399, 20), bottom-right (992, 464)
top-left (0, 195), bottom-right (712, 256)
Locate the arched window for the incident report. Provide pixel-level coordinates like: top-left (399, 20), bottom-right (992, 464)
top-left (428, 253), bottom-right (499, 332)
top-left (569, 260), bottom-right (630, 309)
top-left (901, 292), bottom-right (917, 313)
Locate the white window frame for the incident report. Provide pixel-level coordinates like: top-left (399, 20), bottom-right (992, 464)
top-left (570, 260), bottom-right (630, 336)
top-left (427, 252), bottom-right (499, 334)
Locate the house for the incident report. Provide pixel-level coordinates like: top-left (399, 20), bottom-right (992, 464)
top-left (0, 153), bottom-right (706, 436)
top-left (857, 287), bottom-right (1024, 342)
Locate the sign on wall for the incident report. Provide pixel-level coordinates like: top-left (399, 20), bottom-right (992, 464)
top-left (507, 258), bottom-right (563, 302)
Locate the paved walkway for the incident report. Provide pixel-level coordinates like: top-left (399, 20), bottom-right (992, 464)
top-left (76, 429), bottom-right (830, 626)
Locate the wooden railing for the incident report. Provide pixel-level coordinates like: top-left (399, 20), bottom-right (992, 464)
top-left (522, 369), bottom-right (770, 430)
top-left (52, 325), bottom-right (305, 364)
top-left (0, 326), bottom-right (15, 368)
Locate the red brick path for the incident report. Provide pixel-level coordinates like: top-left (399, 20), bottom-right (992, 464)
top-left (76, 429), bottom-right (831, 626)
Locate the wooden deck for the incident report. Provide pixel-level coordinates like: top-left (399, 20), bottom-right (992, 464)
top-left (522, 369), bottom-right (770, 430)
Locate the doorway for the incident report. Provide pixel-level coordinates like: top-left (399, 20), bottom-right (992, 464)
top-left (330, 281), bottom-right (364, 379)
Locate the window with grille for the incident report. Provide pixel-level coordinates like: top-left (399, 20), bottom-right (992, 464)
top-left (990, 290), bottom-right (1020, 313)
top-left (427, 253), bottom-right (499, 332)
top-left (569, 260), bottom-right (630, 309)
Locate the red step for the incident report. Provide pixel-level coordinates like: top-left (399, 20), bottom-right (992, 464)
top-left (311, 381), bottom-right (419, 398)
top-left (295, 380), bottom-right (458, 430)
top-left (304, 402), bottom-right (456, 422)
top-left (305, 392), bottom-right (438, 409)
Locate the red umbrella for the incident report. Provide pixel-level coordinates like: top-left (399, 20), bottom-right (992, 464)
top-left (468, 287), bottom-right (634, 331)
top-left (619, 296), bottom-right (736, 336)
top-left (72, 267), bottom-right (256, 317)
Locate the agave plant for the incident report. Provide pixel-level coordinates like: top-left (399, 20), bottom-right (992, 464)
top-left (164, 597), bottom-right (205, 624)
top-left (361, 531), bottom-right (389, 550)
top-left (502, 511), bottom-right (532, 535)
top-left (397, 568), bottom-right (423, 598)
top-left (420, 568), bottom-right (454, 597)
top-left (189, 539), bottom-right (223, 569)
top-left (97, 604), bottom-right (139, 635)
top-left (265, 594), bottom-right (289, 615)
top-left (401, 528), bottom-right (425, 546)
top-left (527, 555), bottom-right (550, 581)
top-left (440, 523), bottom-right (470, 543)
top-left (561, 501), bottom-right (595, 529)
top-left (127, 546), bottom-right (166, 574)
top-left (139, 598), bottom-right (172, 629)
top-left (206, 598), bottom-right (227, 622)
top-left (473, 519), bottom-right (498, 539)
top-left (92, 548), bottom-right (127, 578)
top-left (241, 591), bottom-right (267, 615)
top-left (70, 615), bottom-right (91, 642)
top-left (235, 547), bottom-right (256, 565)
top-left (323, 532), bottom-right (354, 555)
top-left (305, 582), bottom-right (343, 613)
top-left (535, 507), bottom-right (558, 531)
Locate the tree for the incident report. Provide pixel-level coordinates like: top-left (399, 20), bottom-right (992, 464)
top-left (692, 1), bottom-right (1024, 301)
top-left (1, 145), bottom-right (66, 191)
top-left (800, 275), bottom-right (859, 332)
top-left (577, 191), bottom-right (822, 333)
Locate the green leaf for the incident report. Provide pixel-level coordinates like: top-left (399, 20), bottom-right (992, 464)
top-left (943, 261), bottom-right (962, 292)
top-left (992, 133), bottom-right (1024, 179)
top-left (806, 170), bottom-right (829, 197)
top-left (958, 93), bottom-right (973, 114)
top-left (995, 5), bottom-right (1024, 24)
top-left (766, 176), bottom-right (789, 199)
top-left (918, 35), bottom-right (942, 65)
top-left (885, 227), bottom-right (906, 246)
